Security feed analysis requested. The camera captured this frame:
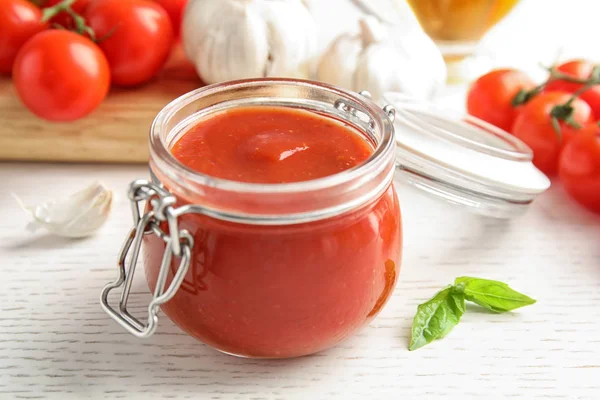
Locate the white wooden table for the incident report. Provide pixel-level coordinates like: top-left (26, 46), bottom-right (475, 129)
top-left (2, 1), bottom-right (600, 397)
top-left (1, 158), bottom-right (599, 399)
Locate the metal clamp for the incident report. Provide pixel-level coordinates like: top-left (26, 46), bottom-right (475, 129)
top-left (334, 91), bottom-right (396, 132)
top-left (358, 91), bottom-right (396, 123)
top-left (100, 180), bottom-right (194, 338)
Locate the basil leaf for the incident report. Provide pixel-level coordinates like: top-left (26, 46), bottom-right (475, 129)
top-left (409, 286), bottom-right (465, 351)
top-left (454, 276), bottom-right (536, 313)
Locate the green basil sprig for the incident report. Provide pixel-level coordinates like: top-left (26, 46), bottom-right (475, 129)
top-left (409, 277), bottom-right (536, 351)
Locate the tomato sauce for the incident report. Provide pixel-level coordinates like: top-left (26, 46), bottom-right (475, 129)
top-left (171, 107), bottom-right (374, 183)
top-left (144, 106), bottom-right (402, 358)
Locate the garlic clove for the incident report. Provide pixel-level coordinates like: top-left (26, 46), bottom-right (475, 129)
top-left (317, 33), bottom-right (362, 90)
top-left (354, 42), bottom-right (407, 103)
top-left (184, 0), bottom-right (269, 83)
top-left (13, 182), bottom-right (113, 239)
top-left (390, 26), bottom-right (447, 99)
top-left (358, 16), bottom-right (387, 46)
top-left (257, 0), bottom-right (318, 78)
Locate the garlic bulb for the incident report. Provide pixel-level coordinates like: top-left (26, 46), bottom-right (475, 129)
top-left (301, 0), bottom-right (363, 57)
top-left (13, 182), bottom-right (113, 238)
top-left (182, 0), bottom-right (318, 84)
top-left (317, 16), bottom-right (446, 101)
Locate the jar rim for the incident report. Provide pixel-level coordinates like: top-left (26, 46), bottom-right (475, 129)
top-left (149, 78), bottom-right (396, 195)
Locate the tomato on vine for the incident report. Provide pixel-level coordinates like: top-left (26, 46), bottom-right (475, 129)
top-left (466, 69), bottom-right (535, 132)
top-left (559, 123), bottom-right (600, 214)
top-left (0, 0), bottom-right (48, 74)
top-left (84, 0), bottom-right (174, 86)
top-left (545, 60), bottom-right (600, 119)
top-left (42, 0), bottom-right (93, 30)
top-left (511, 91), bottom-right (593, 175)
top-left (13, 30), bottom-right (110, 121)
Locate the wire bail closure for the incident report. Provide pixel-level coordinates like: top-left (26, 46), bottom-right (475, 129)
top-left (100, 180), bottom-right (194, 338)
top-left (334, 91), bottom-right (396, 132)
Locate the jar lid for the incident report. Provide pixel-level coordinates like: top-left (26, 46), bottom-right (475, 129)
top-left (383, 92), bottom-right (551, 218)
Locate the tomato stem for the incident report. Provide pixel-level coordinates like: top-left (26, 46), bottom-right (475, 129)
top-left (512, 83), bottom-right (545, 107)
top-left (566, 85), bottom-right (591, 107)
top-left (41, 0), bottom-right (75, 21)
top-left (550, 117), bottom-right (563, 141)
top-left (512, 65), bottom-right (600, 107)
top-left (96, 23), bottom-right (120, 44)
top-left (41, 0), bottom-right (96, 41)
top-left (549, 100), bottom-right (583, 142)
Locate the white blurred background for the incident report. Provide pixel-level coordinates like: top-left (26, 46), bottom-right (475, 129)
top-left (304, 0), bottom-right (599, 83)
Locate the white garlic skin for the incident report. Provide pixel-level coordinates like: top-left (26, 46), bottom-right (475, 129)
top-left (182, 0), bottom-right (318, 84)
top-left (317, 16), bottom-right (447, 102)
top-left (14, 182), bottom-right (113, 239)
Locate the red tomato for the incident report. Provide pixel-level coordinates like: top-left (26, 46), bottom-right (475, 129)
top-left (0, 0), bottom-right (47, 74)
top-left (13, 30), bottom-right (110, 122)
top-left (545, 60), bottom-right (600, 119)
top-left (84, 0), bottom-right (174, 86)
top-left (559, 124), bottom-right (600, 214)
top-left (155, 0), bottom-right (188, 37)
top-left (467, 69), bottom-right (535, 132)
top-left (511, 91), bottom-right (593, 175)
top-left (42, 0), bottom-right (93, 30)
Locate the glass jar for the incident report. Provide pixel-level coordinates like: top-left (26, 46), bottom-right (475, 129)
top-left (101, 79), bottom-right (401, 358)
top-left (102, 79), bottom-right (551, 359)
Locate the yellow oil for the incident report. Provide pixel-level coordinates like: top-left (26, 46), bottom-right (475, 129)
top-left (406, 0), bottom-right (520, 42)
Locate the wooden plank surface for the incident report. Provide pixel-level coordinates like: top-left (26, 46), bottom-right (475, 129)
top-left (0, 46), bottom-right (202, 164)
top-left (1, 162), bottom-right (599, 399)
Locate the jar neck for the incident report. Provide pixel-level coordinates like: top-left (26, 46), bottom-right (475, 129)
top-left (149, 79), bottom-right (396, 225)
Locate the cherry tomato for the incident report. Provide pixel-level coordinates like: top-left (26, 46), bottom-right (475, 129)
top-left (467, 69), bottom-right (535, 132)
top-left (13, 30), bottom-right (110, 122)
top-left (43, 0), bottom-right (93, 30)
top-left (511, 91), bottom-right (593, 175)
top-left (545, 60), bottom-right (600, 119)
top-left (155, 0), bottom-right (188, 37)
top-left (0, 0), bottom-right (48, 74)
top-left (84, 0), bottom-right (174, 86)
top-left (559, 124), bottom-right (600, 214)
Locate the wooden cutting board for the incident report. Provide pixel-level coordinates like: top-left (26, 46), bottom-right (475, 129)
top-left (0, 46), bottom-right (203, 164)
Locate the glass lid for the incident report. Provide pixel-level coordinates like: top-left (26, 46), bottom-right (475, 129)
top-left (384, 92), bottom-right (551, 218)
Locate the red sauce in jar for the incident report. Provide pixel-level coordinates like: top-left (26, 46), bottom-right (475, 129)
top-left (171, 107), bottom-right (373, 183)
top-left (144, 106), bottom-right (402, 358)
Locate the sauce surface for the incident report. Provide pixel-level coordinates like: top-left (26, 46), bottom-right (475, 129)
top-left (171, 106), bottom-right (373, 183)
